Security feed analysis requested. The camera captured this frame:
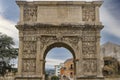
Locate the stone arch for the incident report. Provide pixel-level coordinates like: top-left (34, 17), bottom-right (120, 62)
top-left (43, 42), bottom-right (76, 59)
top-left (42, 42), bottom-right (76, 75)
top-left (15, 1), bottom-right (105, 80)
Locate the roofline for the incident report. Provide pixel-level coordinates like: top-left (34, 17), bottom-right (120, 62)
top-left (16, 1), bottom-right (103, 6)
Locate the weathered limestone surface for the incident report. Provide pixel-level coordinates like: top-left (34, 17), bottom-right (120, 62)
top-left (15, 1), bottom-right (104, 80)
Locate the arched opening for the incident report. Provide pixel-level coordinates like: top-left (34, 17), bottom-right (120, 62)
top-left (43, 42), bottom-right (76, 80)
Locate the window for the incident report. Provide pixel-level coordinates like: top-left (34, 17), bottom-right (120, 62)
top-left (70, 64), bottom-right (73, 69)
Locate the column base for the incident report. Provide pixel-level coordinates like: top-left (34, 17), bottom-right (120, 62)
top-left (76, 76), bottom-right (104, 80)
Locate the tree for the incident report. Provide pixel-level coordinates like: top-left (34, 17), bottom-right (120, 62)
top-left (0, 33), bottom-right (18, 76)
top-left (51, 76), bottom-right (59, 80)
top-left (0, 33), bottom-right (18, 65)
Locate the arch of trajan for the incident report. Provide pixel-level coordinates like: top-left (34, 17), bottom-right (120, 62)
top-left (15, 1), bottom-right (104, 80)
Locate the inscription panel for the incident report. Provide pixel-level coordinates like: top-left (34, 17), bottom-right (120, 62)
top-left (38, 6), bottom-right (82, 24)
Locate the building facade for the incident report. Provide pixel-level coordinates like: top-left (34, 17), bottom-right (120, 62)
top-left (61, 58), bottom-right (74, 80)
top-left (55, 65), bottom-right (61, 77)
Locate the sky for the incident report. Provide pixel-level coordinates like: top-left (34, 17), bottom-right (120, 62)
top-left (0, 0), bottom-right (120, 69)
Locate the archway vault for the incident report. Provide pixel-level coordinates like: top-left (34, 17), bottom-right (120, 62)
top-left (43, 42), bottom-right (76, 59)
top-left (15, 1), bottom-right (104, 80)
top-left (44, 42), bottom-right (76, 76)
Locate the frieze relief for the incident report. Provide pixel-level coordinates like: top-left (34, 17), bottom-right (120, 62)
top-left (38, 28), bottom-right (82, 35)
top-left (22, 59), bottom-right (36, 72)
top-left (82, 30), bottom-right (96, 36)
top-left (24, 5), bottom-right (37, 22)
top-left (23, 31), bottom-right (37, 36)
top-left (82, 37), bottom-right (96, 42)
top-left (82, 5), bottom-right (95, 21)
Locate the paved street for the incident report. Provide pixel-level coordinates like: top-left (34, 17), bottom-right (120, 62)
top-left (105, 78), bottom-right (120, 80)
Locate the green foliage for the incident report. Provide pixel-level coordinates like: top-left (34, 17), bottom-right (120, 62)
top-left (51, 76), bottom-right (59, 80)
top-left (0, 33), bottom-right (18, 76)
top-left (0, 33), bottom-right (18, 61)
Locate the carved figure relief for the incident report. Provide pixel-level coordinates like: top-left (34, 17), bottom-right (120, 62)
top-left (82, 30), bottom-right (96, 58)
top-left (23, 41), bottom-right (36, 58)
top-left (82, 5), bottom-right (95, 21)
top-left (22, 59), bottom-right (36, 72)
top-left (24, 6), bottom-right (37, 22)
top-left (82, 41), bottom-right (96, 58)
top-left (83, 60), bottom-right (97, 75)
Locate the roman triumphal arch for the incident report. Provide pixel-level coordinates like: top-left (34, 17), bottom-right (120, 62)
top-left (15, 1), bottom-right (104, 80)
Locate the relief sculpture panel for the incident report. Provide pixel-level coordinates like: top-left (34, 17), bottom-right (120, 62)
top-left (82, 42), bottom-right (96, 58)
top-left (23, 41), bottom-right (36, 58)
top-left (82, 5), bottom-right (95, 21)
top-left (22, 59), bottom-right (36, 72)
top-left (82, 30), bottom-right (96, 58)
top-left (24, 6), bottom-right (37, 22)
top-left (82, 29), bottom-right (98, 76)
top-left (83, 59), bottom-right (97, 76)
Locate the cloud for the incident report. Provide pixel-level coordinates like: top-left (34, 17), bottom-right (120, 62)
top-left (0, 16), bottom-right (19, 47)
top-left (10, 58), bottom-right (18, 68)
top-left (100, 7), bottom-right (120, 40)
top-left (45, 58), bottom-right (64, 69)
top-left (46, 58), bottom-right (64, 65)
top-left (16, 0), bottom-right (102, 1)
top-left (45, 48), bottom-right (73, 69)
top-left (0, 2), bottom-right (3, 15)
top-left (46, 48), bottom-right (73, 60)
